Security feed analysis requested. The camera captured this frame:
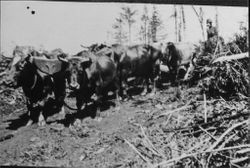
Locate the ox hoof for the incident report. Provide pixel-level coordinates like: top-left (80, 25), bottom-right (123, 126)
top-left (141, 90), bottom-right (148, 96)
top-left (149, 92), bottom-right (155, 97)
top-left (38, 114), bottom-right (46, 127)
top-left (123, 97), bottom-right (129, 101)
top-left (38, 120), bottom-right (46, 127)
top-left (118, 97), bottom-right (123, 101)
top-left (95, 117), bottom-right (102, 122)
top-left (58, 111), bottom-right (65, 120)
top-left (26, 119), bottom-right (33, 126)
top-left (114, 106), bottom-right (121, 111)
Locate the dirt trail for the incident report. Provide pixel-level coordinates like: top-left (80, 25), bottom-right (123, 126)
top-left (0, 91), bottom-right (161, 167)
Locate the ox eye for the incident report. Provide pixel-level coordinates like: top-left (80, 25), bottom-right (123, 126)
top-left (65, 70), bottom-right (70, 75)
top-left (17, 61), bottom-right (26, 70)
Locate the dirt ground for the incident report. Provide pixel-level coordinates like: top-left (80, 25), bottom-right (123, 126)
top-left (0, 84), bottom-right (248, 168)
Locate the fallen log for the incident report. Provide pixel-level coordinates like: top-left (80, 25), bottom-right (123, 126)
top-left (212, 52), bottom-right (249, 64)
top-left (152, 144), bottom-right (250, 168)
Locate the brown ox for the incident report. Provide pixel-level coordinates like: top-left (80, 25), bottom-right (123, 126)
top-left (91, 44), bottom-right (163, 96)
top-left (59, 53), bottom-right (119, 121)
top-left (161, 42), bottom-right (196, 85)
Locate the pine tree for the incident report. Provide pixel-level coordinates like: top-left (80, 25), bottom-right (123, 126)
top-left (181, 5), bottom-right (186, 41)
top-left (112, 16), bottom-right (127, 45)
top-left (172, 5), bottom-right (186, 42)
top-left (140, 6), bottom-right (149, 44)
top-left (120, 6), bottom-right (137, 45)
top-left (215, 7), bottom-right (219, 34)
top-left (174, 5), bottom-right (178, 42)
top-left (178, 7), bottom-right (182, 42)
top-left (149, 5), bottom-right (162, 43)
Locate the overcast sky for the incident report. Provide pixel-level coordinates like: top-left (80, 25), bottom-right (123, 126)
top-left (1, 1), bottom-right (248, 55)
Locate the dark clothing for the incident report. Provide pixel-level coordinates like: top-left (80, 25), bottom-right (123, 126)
top-left (199, 26), bottom-right (224, 55)
top-left (207, 26), bottom-right (218, 40)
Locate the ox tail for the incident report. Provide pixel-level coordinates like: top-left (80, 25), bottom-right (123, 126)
top-left (191, 53), bottom-right (197, 66)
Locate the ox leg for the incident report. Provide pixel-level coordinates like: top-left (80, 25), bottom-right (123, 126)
top-left (115, 77), bottom-right (122, 102)
top-left (58, 106), bottom-right (65, 120)
top-left (120, 79), bottom-right (128, 100)
top-left (118, 67), bottom-right (124, 98)
top-left (170, 69), bottom-right (177, 86)
top-left (148, 70), bottom-right (158, 97)
top-left (95, 98), bottom-right (102, 122)
top-left (146, 78), bottom-right (151, 93)
top-left (26, 118), bottom-right (33, 126)
top-left (37, 100), bottom-right (46, 127)
top-left (149, 77), bottom-right (157, 97)
top-left (119, 71), bottom-right (129, 99)
top-left (76, 94), bottom-right (84, 112)
top-left (153, 77), bottom-right (158, 94)
top-left (26, 102), bottom-right (33, 126)
top-left (95, 87), bottom-right (102, 122)
top-left (57, 98), bottom-right (66, 120)
top-left (26, 101), bottom-right (38, 126)
top-left (141, 78), bottom-right (149, 96)
top-left (53, 97), bottom-right (66, 120)
top-left (53, 78), bottom-right (66, 119)
top-left (38, 111), bottom-right (46, 127)
top-left (152, 63), bottom-right (161, 95)
top-left (114, 80), bottom-right (121, 111)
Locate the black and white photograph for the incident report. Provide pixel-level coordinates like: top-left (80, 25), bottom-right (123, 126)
top-left (0, 0), bottom-right (249, 167)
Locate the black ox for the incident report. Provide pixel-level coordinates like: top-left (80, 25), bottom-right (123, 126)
top-left (4, 47), bottom-right (68, 126)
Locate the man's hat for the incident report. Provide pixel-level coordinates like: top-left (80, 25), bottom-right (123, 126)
top-left (206, 19), bottom-right (212, 24)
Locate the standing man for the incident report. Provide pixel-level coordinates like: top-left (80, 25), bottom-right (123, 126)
top-left (206, 19), bottom-right (218, 40)
top-left (206, 19), bottom-right (223, 54)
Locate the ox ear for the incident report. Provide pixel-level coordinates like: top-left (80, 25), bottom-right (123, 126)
top-left (11, 55), bottom-right (22, 66)
top-left (25, 54), bottom-right (34, 63)
top-left (167, 42), bottom-right (174, 48)
top-left (57, 54), bottom-right (70, 71)
top-left (81, 57), bottom-right (92, 69)
top-left (57, 54), bottom-right (68, 63)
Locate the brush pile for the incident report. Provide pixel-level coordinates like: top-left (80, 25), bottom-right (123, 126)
top-left (0, 53), bottom-right (12, 78)
top-left (187, 29), bottom-right (249, 99)
top-left (123, 87), bottom-right (249, 168)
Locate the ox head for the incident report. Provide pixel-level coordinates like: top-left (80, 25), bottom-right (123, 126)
top-left (160, 42), bottom-right (176, 64)
top-left (58, 56), bottom-right (91, 90)
top-left (4, 47), bottom-right (35, 88)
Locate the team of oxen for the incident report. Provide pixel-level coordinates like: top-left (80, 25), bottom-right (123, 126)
top-left (3, 42), bottom-right (197, 126)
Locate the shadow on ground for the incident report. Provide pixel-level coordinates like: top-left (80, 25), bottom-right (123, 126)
top-left (57, 100), bottom-right (116, 127)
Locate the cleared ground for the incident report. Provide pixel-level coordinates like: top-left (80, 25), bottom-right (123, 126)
top-left (0, 84), bottom-right (248, 167)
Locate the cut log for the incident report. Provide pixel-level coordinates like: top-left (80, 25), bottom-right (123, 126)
top-left (231, 157), bottom-right (249, 164)
top-left (212, 52), bottom-right (249, 64)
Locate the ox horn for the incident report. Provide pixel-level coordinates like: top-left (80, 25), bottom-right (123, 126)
top-left (80, 44), bottom-right (89, 49)
top-left (80, 57), bottom-right (91, 63)
top-left (11, 55), bottom-right (22, 66)
top-left (57, 55), bottom-right (68, 62)
top-left (1, 54), bottom-right (13, 59)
